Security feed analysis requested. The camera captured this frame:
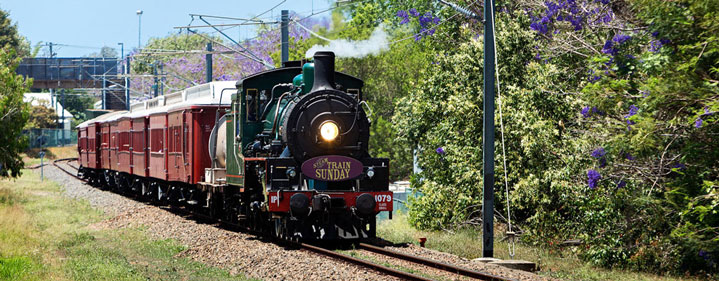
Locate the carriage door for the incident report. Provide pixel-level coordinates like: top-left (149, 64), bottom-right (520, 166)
top-left (168, 112), bottom-right (183, 181)
top-left (183, 110), bottom-right (192, 182)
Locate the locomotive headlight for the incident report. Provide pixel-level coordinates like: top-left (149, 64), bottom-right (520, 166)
top-left (367, 167), bottom-right (375, 178)
top-left (286, 168), bottom-right (297, 178)
top-left (320, 121), bottom-right (339, 142)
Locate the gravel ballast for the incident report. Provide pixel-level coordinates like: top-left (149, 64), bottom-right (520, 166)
top-left (39, 161), bottom-right (550, 281)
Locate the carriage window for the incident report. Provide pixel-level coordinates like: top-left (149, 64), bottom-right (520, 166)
top-left (246, 88), bottom-right (258, 122)
top-left (119, 131), bottom-right (130, 152)
top-left (132, 131), bottom-right (144, 152)
top-left (150, 129), bottom-right (163, 153)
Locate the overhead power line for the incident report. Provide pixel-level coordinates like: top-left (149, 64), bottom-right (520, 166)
top-left (188, 14), bottom-right (266, 22)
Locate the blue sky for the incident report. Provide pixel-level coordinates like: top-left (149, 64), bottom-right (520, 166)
top-left (1, 0), bottom-right (334, 57)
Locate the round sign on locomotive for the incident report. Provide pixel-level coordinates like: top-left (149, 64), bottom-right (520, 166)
top-left (75, 51), bottom-right (392, 240)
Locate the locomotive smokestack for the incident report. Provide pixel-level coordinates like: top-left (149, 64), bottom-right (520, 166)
top-left (311, 51), bottom-right (335, 92)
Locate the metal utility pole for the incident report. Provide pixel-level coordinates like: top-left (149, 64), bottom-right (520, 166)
top-left (137, 10), bottom-right (144, 49)
top-left (119, 42), bottom-right (129, 110)
top-left (48, 42), bottom-right (55, 117)
top-left (61, 89), bottom-right (65, 146)
top-left (437, 0), bottom-right (494, 258)
top-left (206, 43), bottom-right (212, 83)
top-left (159, 63), bottom-right (164, 96)
top-left (126, 56), bottom-right (131, 104)
top-left (481, 0), bottom-right (496, 258)
top-left (281, 10), bottom-right (289, 63)
top-left (152, 63), bottom-right (158, 97)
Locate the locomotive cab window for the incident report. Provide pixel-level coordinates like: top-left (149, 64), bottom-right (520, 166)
top-left (246, 88), bottom-right (259, 122)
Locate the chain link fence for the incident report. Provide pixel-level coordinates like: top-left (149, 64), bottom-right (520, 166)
top-left (24, 128), bottom-right (77, 148)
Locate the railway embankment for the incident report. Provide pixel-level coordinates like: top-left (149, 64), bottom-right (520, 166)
top-left (12, 158), bottom-right (555, 281)
top-left (0, 167), bottom-right (246, 280)
top-left (5, 154), bottom-right (707, 281)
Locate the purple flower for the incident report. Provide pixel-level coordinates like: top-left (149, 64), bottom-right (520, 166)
top-left (588, 169), bottom-right (601, 189)
top-left (616, 180), bottom-right (626, 189)
top-left (540, 16), bottom-right (550, 24)
top-left (625, 105), bottom-right (638, 119)
top-left (705, 106), bottom-right (710, 114)
top-left (613, 34), bottom-right (631, 44)
top-left (601, 12), bottom-right (612, 23)
top-left (409, 8), bottom-right (419, 17)
top-left (649, 40), bottom-right (663, 52)
top-left (591, 147), bottom-right (606, 158)
top-left (581, 106), bottom-right (591, 118)
top-left (436, 147), bottom-right (445, 155)
top-left (530, 22), bottom-right (548, 34)
top-left (592, 106), bottom-right (605, 116)
top-left (397, 10), bottom-right (410, 25)
top-left (695, 117), bottom-right (703, 128)
top-left (672, 163), bottom-right (686, 170)
top-left (640, 90), bottom-right (650, 98)
top-left (699, 250), bottom-right (708, 259)
top-left (601, 40), bottom-right (615, 55)
top-left (599, 157), bottom-right (607, 168)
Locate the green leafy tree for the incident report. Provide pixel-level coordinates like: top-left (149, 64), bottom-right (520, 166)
top-left (0, 47), bottom-right (31, 177)
top-left (87, 46), bottom-right (118, 58)
top-left (59, 91), bottom-right (96, 124)
top-left (25, 101), bottom-right (58, 129)
top-left (0, 9), bottom-right (21, 51)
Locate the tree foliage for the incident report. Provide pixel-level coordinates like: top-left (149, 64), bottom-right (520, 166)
top-left (0, 9), bottom-right (32, 178)
top-left (59, 92), bottom-right (96, 125)
top-left (112, 0), bottom-right (718, 274)
top-left (0, 47), bottom-right (31, 177)
top-left (1, 8), bottom-right (32, 57)
top-left (25, 101), bottom-right (58, 129)
top-left (349, 0), bottom-right (717, 275)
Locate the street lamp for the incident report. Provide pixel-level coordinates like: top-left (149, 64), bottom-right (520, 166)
top-left (136, 10), bottom-right (143, 49)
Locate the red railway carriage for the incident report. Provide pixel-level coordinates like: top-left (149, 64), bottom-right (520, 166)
top-left (165, 106), bottom-right (223, 184)
top-left (77, 82), bottom-right (235, 188)
top-left (167, 104), bottom-right (224, 184)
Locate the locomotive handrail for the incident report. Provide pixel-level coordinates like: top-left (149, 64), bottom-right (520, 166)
top-left (270, 91), bottom-right (293, 137)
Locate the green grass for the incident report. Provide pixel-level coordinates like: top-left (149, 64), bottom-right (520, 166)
top-left (0, 170), bottom-right (250, 281)
top-left (378, 212), bottom-right (708, 281)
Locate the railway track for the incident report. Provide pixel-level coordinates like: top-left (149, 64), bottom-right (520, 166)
top-left (51, 158), bottom-right (517, 281)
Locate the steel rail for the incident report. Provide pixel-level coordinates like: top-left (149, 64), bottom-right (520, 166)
top-left (299, 242), bottom-right (434, 281)
top-left (358, 243), bottom-right (517, 281)
top-left (52, 158), bottom-right (80, 178)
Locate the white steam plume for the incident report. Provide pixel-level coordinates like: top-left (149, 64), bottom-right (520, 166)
top-left (304, 25), bottom-right (389, 59)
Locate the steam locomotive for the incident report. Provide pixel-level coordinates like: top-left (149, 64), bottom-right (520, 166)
top-left (76, 51), bottom-right (392, 240)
